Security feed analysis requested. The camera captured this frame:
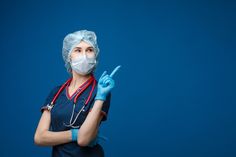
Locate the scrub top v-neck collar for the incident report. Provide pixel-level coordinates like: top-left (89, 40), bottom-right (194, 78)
top-left (65, 77), bottom-right (92, 100)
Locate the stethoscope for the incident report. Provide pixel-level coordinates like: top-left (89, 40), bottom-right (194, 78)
top-left (46, 75), bottom-right (96, 128)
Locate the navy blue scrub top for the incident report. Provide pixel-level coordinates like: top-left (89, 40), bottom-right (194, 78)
top-left (40, 78), bottom-right (111, 157)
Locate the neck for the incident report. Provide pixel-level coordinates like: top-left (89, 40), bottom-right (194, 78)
top-left (70, 71), bottom-right (92, 88)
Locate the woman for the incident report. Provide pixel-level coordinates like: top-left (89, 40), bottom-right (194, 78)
top-left (34, 30), bottom-right (120, 157)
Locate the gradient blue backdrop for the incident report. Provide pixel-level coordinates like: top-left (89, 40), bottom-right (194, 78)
top-left (0, 0), bottom-right (235, 157)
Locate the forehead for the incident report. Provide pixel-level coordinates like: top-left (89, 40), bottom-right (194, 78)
top-left (74, 40), bottom-right (93, 49)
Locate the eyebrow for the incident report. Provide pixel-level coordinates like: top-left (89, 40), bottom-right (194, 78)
top-left (75, 46), bottom-right (94, 49)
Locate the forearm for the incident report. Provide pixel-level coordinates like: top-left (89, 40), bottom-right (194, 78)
top-left (78, 100), bottom-right (104, 145)
top-left (35, 130), bottom-right (72, 146)
top-left (34, 110), bottom-right (72, 146)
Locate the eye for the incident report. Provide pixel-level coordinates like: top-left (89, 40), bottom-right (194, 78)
top-left (75, 49), bottom-right (81, 52)
top-left (87, 48), bottom-right (94, 53)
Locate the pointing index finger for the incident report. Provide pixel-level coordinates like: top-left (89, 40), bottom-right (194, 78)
top-left (110, 65), bottom-right (121, 78)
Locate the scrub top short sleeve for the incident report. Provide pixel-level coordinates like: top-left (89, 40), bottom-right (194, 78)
top-left (40, 85), bottom-right (61, 113)
top-left (90, 92), bottom-right (111, 122)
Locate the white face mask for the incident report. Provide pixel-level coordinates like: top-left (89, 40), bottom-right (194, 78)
top-left (70, 54), bottom-right (97, 75)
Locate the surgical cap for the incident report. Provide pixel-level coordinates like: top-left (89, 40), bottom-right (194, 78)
top-left (62, 30), bottom-right (100, 74)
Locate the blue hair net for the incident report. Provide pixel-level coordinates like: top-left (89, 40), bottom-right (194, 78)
top-left (62, 30), bottom-right (100, 74)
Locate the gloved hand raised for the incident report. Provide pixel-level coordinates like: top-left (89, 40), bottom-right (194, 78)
top-left (95, 65), bottom-right (121, 101)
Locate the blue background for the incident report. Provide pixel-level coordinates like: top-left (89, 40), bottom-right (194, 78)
top-left (0, 0), bottom-right (235, 156)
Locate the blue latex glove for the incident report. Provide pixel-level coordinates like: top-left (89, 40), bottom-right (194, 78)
top-left (95, 65), bottom-right (121, 101)
top-left (71, 129), bottom-right (79, 142)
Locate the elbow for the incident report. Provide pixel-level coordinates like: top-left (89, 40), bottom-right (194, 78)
top-left (34, 133), bottom-right (42, 146)
top-left (77, 130), bottom-right (90, 147)
top-left (77, 133), bottom-right (98, 147)
top-left (77, 138), bottom-right (90, 147)
top-left (34, 131), bottom-right (46, 146)
top-left (77, 127), bottom-right (99, 147)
